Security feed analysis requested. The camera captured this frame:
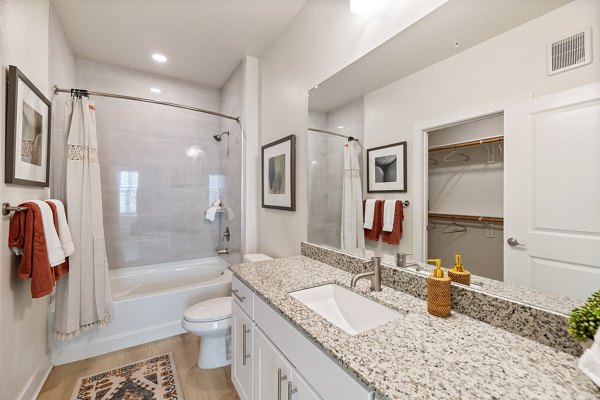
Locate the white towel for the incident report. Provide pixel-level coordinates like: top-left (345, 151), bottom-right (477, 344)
top-left (46, 199), bottom-right (75, 257)
top-left (579, 330), bottom-right (600, 388)
top-left (30, 200), bottom-right (66, 267)
top-left (363, 199), bottom-right (376, 229)
top-left (205, 206), bottom-right (222, 222)
top-left (382, 200), bottom-right (397, 232)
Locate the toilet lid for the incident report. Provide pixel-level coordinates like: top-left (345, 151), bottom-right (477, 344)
top-left (183, 297), bottom-right (232, 323)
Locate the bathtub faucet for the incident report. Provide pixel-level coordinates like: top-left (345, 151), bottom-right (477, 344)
top-left (216, 248), bottom-right (229, 255)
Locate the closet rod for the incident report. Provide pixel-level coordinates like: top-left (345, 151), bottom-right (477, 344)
top-left (53, 85), bottom-right (240, 123)
top-left (428, 135), bottom-right (503, 152)
top-left (428, 213), bottom-right (503, 224)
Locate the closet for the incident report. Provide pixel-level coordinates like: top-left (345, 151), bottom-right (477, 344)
top-left (427, 114), bottom-right (504, 281)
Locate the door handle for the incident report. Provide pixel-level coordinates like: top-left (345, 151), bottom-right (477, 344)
top-left (507, 237), bottom-right (526, 247)
top-left (232, 289), bottom-right (245, 302)
top-left (288, 381), bottom-right (298, 399)
top-left (277, 368), bottom-right (288, 400)
top-left (242, 324), bottom-right (251, 365)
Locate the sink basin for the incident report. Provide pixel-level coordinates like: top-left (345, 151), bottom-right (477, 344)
top-left (289, 284), bottom-right (403, 335)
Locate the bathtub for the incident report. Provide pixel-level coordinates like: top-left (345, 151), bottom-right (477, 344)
top-left (50, 257), bottom-right (232, 366)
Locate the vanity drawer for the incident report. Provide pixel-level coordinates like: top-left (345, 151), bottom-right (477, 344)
top-left (254, 295), bottom-right (373, 400)
top-left (232, 275), bottom-right (254, 320)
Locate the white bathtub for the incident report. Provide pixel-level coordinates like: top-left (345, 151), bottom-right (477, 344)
top-left (50, 257), bottom-right (232, 365)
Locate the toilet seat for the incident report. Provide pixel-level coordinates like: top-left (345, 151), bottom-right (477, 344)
top-left (183, 296), bottom-right (231, 323)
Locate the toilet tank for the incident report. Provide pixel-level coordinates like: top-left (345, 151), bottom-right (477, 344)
top-left (243, 253), bottom-right (272, 263)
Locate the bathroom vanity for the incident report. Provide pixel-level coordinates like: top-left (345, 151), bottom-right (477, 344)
top-left (230, 256), bottom-right (599, 400)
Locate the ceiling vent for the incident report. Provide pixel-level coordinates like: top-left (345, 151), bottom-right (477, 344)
top-left (547, 28), bottom-right (592, 75)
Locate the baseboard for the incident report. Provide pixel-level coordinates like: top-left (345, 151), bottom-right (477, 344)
top-left (18, 363), bottom-right (53, 400)
top-left (51, 319), bottom-right (186, 365)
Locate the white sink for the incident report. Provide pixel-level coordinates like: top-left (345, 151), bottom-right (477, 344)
top-left (289, 284), bottom-right (403, 335)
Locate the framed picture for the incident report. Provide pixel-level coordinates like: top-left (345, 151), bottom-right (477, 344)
top-left (262, 134), bottom-right (296, 211)
top-left (367, 141), bottom-right (407, 193)
top-left (5, 65), bottom-right (52, 187)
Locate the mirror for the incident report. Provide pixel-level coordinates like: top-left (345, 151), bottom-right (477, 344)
top-left (307, 0), bottom-right (599, 313)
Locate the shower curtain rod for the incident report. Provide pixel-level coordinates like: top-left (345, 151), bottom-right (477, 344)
top-left (53, 85), bottom-right (240, 123)
top-left (308, 127), bottom-right (361, 144)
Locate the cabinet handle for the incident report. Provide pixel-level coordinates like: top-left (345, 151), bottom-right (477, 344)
top-left (242, 324), bottom-right (251, 366)
top-left (288, 381), bottom-right (298, 399)
top-left (277, 368), bottom-right (288, 400)
top-left (232, 289), bottom-right (245, 302)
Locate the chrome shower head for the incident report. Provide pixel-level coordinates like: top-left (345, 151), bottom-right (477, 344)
top-left (213, 131), bottom-right (230, 142)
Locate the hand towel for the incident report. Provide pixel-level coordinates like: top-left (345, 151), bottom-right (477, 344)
top-left (363, 199), bottom-right (376, 229)
top-left (30, 200), bottom-right (65, 267)
top-left (46, 199), bottom-right (75, 257)
top-left (579, 330), bottom-right (600, 388)
top-left (205, 206), bottom-right (222, 222)
top-left (382, 200), bottom-right (397, 232)
top-left (363, 200), bottom-right (384, 241)
top-left (45, 201), bottom-right (70, 280)
top-left (8, 202), bottom-right (56, 298)
top-left (382, 201), bottom-right (404, 245)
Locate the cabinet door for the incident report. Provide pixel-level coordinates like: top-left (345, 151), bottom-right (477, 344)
top-left (254, 327), bottom-right (293, 400)
top-left (232, 302), bottom-right (253, 400)
top-left (288, 370), bottom-right (322, 400)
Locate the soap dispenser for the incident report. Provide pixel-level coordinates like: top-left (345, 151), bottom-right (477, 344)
top-left (448, 254), bottom-right (471, 286)
top-left (426, 259), bottom-right (452, 317)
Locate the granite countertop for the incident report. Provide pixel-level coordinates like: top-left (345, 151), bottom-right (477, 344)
top-left (230, 256), bottom-right (599, 400)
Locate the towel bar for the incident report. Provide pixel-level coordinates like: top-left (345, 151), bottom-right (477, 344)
top-left (2, 202), bottom-right (28, 216)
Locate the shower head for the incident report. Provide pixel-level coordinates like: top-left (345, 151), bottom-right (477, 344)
top-left (213, 131), bottom-right (230, 142)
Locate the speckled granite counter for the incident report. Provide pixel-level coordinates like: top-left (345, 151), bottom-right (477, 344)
top-left (230, 256), bottom-right (599, 400)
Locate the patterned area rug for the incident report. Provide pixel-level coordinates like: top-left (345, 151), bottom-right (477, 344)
top-left (70, 353), bottom-right (184, 400)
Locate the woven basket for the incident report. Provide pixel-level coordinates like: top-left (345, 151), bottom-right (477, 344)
top-left (427, 277), bottom-right (451, 317)
top-left (448, 270), bottom-right (471, 286)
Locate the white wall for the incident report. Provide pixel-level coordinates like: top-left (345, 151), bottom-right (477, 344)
top-left (258, 0), bottom-right (449, 257)
top-left (0, 1), bottom-right (52, 399)
top-left (364, 0), bottom-right (600, 259)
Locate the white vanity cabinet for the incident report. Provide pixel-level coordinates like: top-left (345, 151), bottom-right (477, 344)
top-left (254, 327), bottom-right (322, 400)
top-left (231, 275), bottom-right (373, 400)
top-left (232, 300), bottom-right (254, 400)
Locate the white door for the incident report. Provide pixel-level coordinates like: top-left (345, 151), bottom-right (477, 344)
top-left (289, 369), bottom-right (322, 400)
top-left (504, 82), bottom-right (600, 300)
top-left (232, 302), bottom-right (253, 400)
top-left (254, 327), bottom-right (293, 400)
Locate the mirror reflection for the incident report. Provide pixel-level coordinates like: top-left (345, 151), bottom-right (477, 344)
top-left (307, 2), bottom-right (600, 310)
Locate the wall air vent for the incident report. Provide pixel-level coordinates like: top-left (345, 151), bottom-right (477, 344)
top-left (547, 28), bottom-right (592, 75)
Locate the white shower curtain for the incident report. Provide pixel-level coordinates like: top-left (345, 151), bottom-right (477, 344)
top-left (341, 141), bottom-right (365, 250)
top-left (55, 96), bottom-right (113, 339)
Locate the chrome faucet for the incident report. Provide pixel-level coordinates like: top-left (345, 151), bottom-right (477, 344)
top-left (350, 256), bottom-right (382, 291)
top-left (396, 252), bottom-right (418, 269)
top-left (216, 248), bottom-right (229, 255)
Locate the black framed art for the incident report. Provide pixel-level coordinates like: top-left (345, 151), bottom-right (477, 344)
top-left (5, 65), bottom-right (52, 187)
top-left (262, 134), bottom-right (296, 211)
top-left (366, 141), bottom-right (407, 193)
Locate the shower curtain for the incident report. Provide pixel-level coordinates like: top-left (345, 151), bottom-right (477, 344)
top-left (341, 141), bottom-right (365, 250)
top-left (54, 96), bottom-right (113, 339)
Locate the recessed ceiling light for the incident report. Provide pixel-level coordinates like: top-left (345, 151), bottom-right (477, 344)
top-left (337, 126), bottom-right (344, 129)
top-left (350, 0), bottom-right (385, 15)
top-left (152, 53), bottom-right (167, 63)
top-left (150, 87), bottom-right (161, 94)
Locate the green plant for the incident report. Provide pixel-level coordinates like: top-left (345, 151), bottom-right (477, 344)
top-left (568, 290), bottom-right (600, 342)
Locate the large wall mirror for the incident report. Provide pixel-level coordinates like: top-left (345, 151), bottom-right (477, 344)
top-left (307, 0), bottom-right (600, 313)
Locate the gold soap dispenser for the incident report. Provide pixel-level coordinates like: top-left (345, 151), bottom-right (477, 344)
top-left (426, 259), bottom-right (452, 317)
top-left (448, 254), bottom-right (471, 286)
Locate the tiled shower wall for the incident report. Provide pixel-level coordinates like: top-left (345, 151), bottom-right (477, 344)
top-left (307, 98), bottom-right (364, 249)
top-left (49, 52), bottom-right (240, 269)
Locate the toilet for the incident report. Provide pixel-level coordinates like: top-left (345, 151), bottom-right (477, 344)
top-left (182, 253), bottom-right (272, 369)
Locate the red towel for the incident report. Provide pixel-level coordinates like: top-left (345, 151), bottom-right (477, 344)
top-left (363, 200), bottom-right (384, 241)
top-left (382, 201), bottom-right (404, 245)
top-left (45, 201), bottom-right (69, 280)
top-left (8, 202), bottom-right (56, 298)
